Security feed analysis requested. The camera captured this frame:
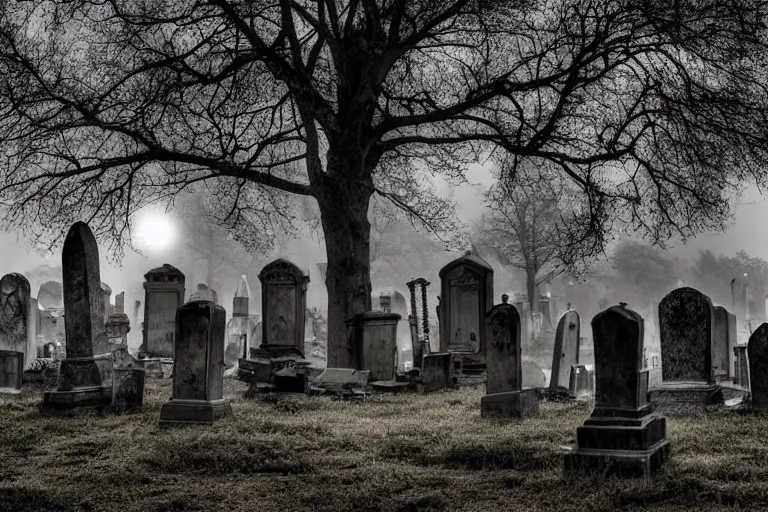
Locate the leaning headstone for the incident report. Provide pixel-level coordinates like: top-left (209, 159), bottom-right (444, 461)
top-left (481, 297), bottom-right (538, 419)
top-left (549, 310), bottom-right (580, 392)
top-left (311, 368), bottom-right (370, 394)
top-left (115, 292), bottom-right (125, 315)
top-left (0, 273), bottom-right (36, 369)
top-left (158, 299), bottom-right (232, 426)
top-left (748, 324), bottom-right (768, 407)
top-left (564, 303), bottom-right (670, 478)
top-left (111, 348), bottom-right (145, 413)
top-left (43, 222), bottom-right (111, 409)
top-left (0, 350), bottom-right (23, 393)
top-left (650, 287), bottom-right (723, 413)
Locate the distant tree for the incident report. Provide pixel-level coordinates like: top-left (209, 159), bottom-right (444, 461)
top-left (606, 240), bottom-right (679, 309)
top-left (689, 249), bottom-right (768, 316)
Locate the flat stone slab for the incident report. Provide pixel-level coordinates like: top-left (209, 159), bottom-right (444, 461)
top-left (158, 398), bottom-right (232, 426)
top-left (563, 439), bottom-right (671, 478)
top-left (41, 386), bottom-right (110, 410)
top-left (481, 388), bottom-right (539, 419)
top-left (371, 380), bottom-right (412, 393)
top-left (648, 382), bottom-right (723, 416)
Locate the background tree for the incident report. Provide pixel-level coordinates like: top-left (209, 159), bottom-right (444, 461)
top-left (2, 2), bottom-right (768, 366)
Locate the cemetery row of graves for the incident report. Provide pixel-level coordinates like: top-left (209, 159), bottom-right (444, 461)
top-left (0, 221), bottom-right (765, 479)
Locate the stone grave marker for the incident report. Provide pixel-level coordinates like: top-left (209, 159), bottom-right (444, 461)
top-left (568, 364), bottom-right (593, 398)
top-left (564, 303), bottom-right (670, 477)
top-left (258, 259), bottom-right (309, 354)
top-left (734, 344), bottom-right (750, 388)
top-left (712, 306), bottom-right (731, 382)
top-left (420, 353), bottom-right (452, 393)
top-left (101, 282), bottom-right (112, 325)
top-left (140, 264), bottom-right (185, 360)
top-left (748, 324), bottom-right (768, 408)
top-left (0, 273), bottom-right (36, 369)
top-left (550, 309), bottom-right (580, 392)
top-left (111, 348), bottom-right (145, 413)
top-left (0, 350), bottom-right (23, 393)
top-left (347, 311), bottom-right (401, 382)
top-left (481, 297), bottom-right (538, 418)
top-left (158, 299), bottom-right (232, 426)
top-left (42, 222), bottom-right (111, 409)
top-left (226, 275), bottom-right (251, 370)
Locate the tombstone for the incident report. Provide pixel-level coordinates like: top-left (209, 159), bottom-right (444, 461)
top-left (311, 368), bottom-right (370, 393)
top-left (732, 276), bottom-right (751, 343)
top-left (0, 273), bottom-right (36, 369)
top-left (650, 287), bottom-right (723, 412)
top-left (727, 311), bottom-right (737, 379)
top-left (347, 312), bottom-right (401, 381)
top-left (712, 306), bottom-right (732, 382)
top-left (258, 259), bottom-right (310, 355)
top-left (0, 350), bottom-right (23, 393)
top-left (101, 282), bottom-right (112, 326)
top-left (480, 298), bottom-right (538, 419)
top-left (549, 310), bottom-right (580, 393)
top-left (734, 344), bottom-right (750, 388)
top-left (158, 299), bottom-right (232, 426)
top-left (115, 292), bottom-right (125, 315)
top-left (111, 348), bottom-right (145, 413)
top-left (420, 353), bottom-right (452, 393)
top-left (140, 264), bottom-right (185, 359)
top-left (43, 222), bottom-right (111, 409)
top-left (106, 310), bottom-right (130, 350)
top-left (564, 303), bottom-right (670, 478)
top-left (438, 251), bottom-right (493, 356)
top-left (748, 324), bottom-right (768, 408)
top-left (226, 275), bottom-right (251, 370)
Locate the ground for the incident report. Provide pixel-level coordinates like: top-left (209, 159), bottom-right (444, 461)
top-left (0, 381), bottom-right (767, 512)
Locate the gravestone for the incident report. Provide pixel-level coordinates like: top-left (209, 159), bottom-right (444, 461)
top-left (226, 275), bottom-right (253, 370)
top-left (0, 273), bottom-right (36, 369)
top-left (480, 297), bottom-right (538, 419)
top-left (712, 306), bottom-right (732, 382)
top-left (43, 222), bottom-right (111, 409)
top-left (438, 251), bottom-right (494, 356)
top-left (37, 281), bottom-right (65, 358)
top-left (158, 299), bottom-right (232, 426)
top-left (749, 324), bottom-right (768, 408)
top-left (101, 282), bottom-right (112, 325)
top-left (549, 309), bottom-right (580, 393)
top-left (650, 287), bottom-right (722, 413)
top-left (140, 264), bottom-right (185, 359)
top-left (564, 303), bottom-right (670, 478)
top-left (734, 344), bottom-right (750, 388)
top-left (111, 348), bottom-right (145, 413)
top-left (727, 311), bottom-right (737, 380)
top-left (419, 353), bottom-right (452, 393)
top-left (258, 259), bottom-right (309, 354)
top-left (348, 312), bottom-right (401, 382)
top-left (0, 350), bottom-right (23, 393)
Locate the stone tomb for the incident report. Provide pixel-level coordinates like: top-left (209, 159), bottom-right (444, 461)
top-left (649, 287), bottom-right (723, 413)
top-left (43, 222), bottom-right (112, 409)
top-left (348, 311), bottom-right (401, 382)
top-left (0, 350), bottom-right (23, 393)
top-left (748, 324), bottom-right (768, 408)
top-left (159, 299), bottom-right (232, 426)
top-left (480, 297), bottom-right (538, 419)
top-left (550, 309), bottom-right (580, 393)
top-left (0, 273), bottom-right (37, 370)
top-left (564, 303), bottom-right (670, 478)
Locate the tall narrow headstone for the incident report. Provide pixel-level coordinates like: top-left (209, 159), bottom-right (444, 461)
top-left (481, 296), bottom-right (538, 418)
top-left (712, 306), bottom-right (731, 382)
top-left (226, 275), bottom-right (251, 369)
top-left (0, 273), bottom-right (36, 369)
top-left (140, 264), bottom-right (185, 359)
top-left (36, 281), bottom-right (65, 360)
top-left (258, 259), bottom-right (309, 355)
top-left (650, 287), bottom-right (722, 413)
top-left (748, 324), bottom-right (768, 408)
top-left (564, 303), bottom-right (670, 477)
top-left (43, 222), bottom-right (111, 409)
top-left (549, 309), bottom-right (580, 392)
top-left (348, 312), bottom-right (401, 381)
top-left (158, 299), bottom-right (232, 426)
top-left (115, 292), bottom-right (125, 315)
top-left (101, 282), bottom-right (112, 325)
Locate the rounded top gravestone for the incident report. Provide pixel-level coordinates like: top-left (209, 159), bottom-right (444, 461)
top-left (485, 302), bottom-right (521, 395)
top-left (748, 323), bottom-right (768, 408)
top-left (658, 287), bottom-right (714, 383)
top-left (550, 309), bottom-right (581, 392)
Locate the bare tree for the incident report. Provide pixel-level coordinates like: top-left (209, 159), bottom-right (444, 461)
top-left (2, 2), bottom-right (768, 365)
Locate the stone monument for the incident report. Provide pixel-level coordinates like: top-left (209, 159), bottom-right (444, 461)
top-left (347, 311), bottom-right (401, 382)
top-left (748, 323), bottom-right (768, 408)
top-left (550, 309), bottom-right (580, 393)
top-left (0, 273), bottom-right (36, 369)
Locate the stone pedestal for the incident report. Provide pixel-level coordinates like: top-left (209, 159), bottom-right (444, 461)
top-left (648, 381), bottom-right (723, 415)
top-left (0, 350), bottom-right (23, 393)
top-left (159, 300), bottom-right (232, 427)
top-left (481, 388), bottom-right (539, 418)
top-left (43, 356), bottom-right (112, 408)
top-left (347, 312), bottom-right (401, 381)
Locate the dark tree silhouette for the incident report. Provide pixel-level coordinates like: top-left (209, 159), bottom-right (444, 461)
top-left (2, 1), bottom-right (768, 365)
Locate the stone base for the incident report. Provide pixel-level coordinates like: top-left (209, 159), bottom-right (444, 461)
top-left (564, 439), bottom-right (671, 478)
top-left (578, 413), bottom-right (667, 450)
top-left (648, 382), bottom-right (723, 416)
top-left (481, 389), bottom-right (539, 419)
top-left (158, 398), bottom-right (233, 426)
top-left (41, 386), bottom-right (109, 410)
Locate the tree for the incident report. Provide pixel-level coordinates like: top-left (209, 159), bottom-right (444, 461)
top-left (2, 2), bottom-right (768, 366)
top-left (606, 240), bottom-right (679, 309)
top-left (689, 249), bottom-right (768, 317)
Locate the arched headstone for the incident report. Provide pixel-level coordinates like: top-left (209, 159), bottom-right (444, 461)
top-left (550, 310), bottom-right (580, 392)
top-left (748, 324), bottom-right (768, 408)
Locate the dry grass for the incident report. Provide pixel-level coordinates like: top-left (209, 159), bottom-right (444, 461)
top-left (0, 380), bottom-right (767, 511)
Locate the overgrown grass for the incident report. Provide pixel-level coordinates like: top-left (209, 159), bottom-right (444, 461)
top-left (0, 380), bottom-right (766, 511)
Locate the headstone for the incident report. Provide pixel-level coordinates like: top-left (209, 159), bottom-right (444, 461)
top-left (420, 353), bottom-right (452, 393)
top-left (564, 303), bottom-right (670, 478)
top-left (0, 273), bottom-right (36, 369)
top-left (258, 259), bottom-right (309, 354)
top-left (226, 275), bottom-right (252, 370)
top-left (140, 264), bottom-right (185, 359)
top-left (712, 306), bottom-right (731, 382)
top-left (311, 368), bottom-right (370, 393)
top-left (651, 287), bottom-right (722, 412)
top-left (549, 310), bottom-right (580, 392)
top-left (43, 222), bottom-right (111, 409)
top-left (347, 312), bottom-right (401, 381)
top-left (727, 311), bottom-right (737, 380)
top-left (106, 311), bottom-right (130, 350)
top-left (0, 350), bottom-right (23, 393)
top-left (101, 282), bottom-right (112, 326)
top-left (115, 292), bottom-right (125, 315)
top-left (734, 344), bottom-right (750, 388)
top-left (480, 300), bottom-right (538, 419)
top-left (748, 324), bottom-right (768, 408)
top-left (111, 348), bottom-right (145, 413)
top-left (158, 299), bottom-right (232, 426)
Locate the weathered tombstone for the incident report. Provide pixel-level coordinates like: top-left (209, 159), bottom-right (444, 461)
top-left (420, 353), bottom-right (452, 393)
top-left (226, 275), bottom-right (252, 370)
top-left (115, 292), bottom-right (125, 314)
top-left (549, 310), bottom-right (580, 393)
top-left (140, 264), bottom-right (185, 359)
top-left (106, 310), bottom-right (130, 350)
top-left (564, 303), bottom-right (670, 478)
top-left (347, 312), bottom-right (401, 381)
top-left (111, 348), bottom-right (145, 413)
top-left (101, 282), bottom-right (112, 326)
top-left (650, 287), bottom-right (723, 412)
top-left (0, 350), bottom-right (23, 393)
top-left (158, 299), bottom-right (232, 426)
top-left (258, 259), bottom-right (309, 355)
top-left (481, 297), bottom-right (538, 418)
top-left (734, 344), bottom-right (750, 387)
top-left (43, 222), bottom-right (111, 409)
top-left (748, 324), bottom-right (768, 408)
top-left (0, 273), bottom-right (36, 369)
top-left (712, 306), bottom-right (731, 382)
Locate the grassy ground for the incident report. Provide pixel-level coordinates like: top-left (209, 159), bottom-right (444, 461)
top-left (1, 381), bottom-right (768, 512)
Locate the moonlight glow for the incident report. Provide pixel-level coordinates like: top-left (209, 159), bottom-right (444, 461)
top-left (135, 210), bottom-right (177, 251)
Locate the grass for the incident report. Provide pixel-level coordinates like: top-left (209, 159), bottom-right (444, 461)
top-left (0, 381), bottom-right (767, 511)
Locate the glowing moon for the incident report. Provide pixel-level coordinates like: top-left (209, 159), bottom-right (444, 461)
top-left (135, 210), bottom-right (176, 251)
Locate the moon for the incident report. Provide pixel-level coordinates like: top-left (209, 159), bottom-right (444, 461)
top-left (134, 209), bottom-right (176, 251)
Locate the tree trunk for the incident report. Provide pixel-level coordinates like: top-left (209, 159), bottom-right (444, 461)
top-left (316, 171), bottom-right (374, 368)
